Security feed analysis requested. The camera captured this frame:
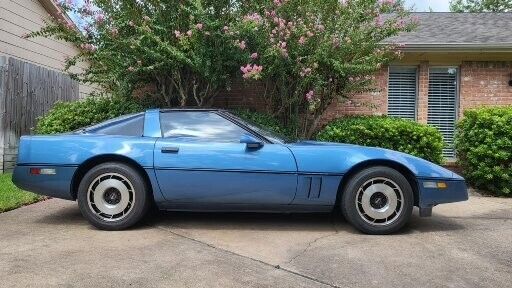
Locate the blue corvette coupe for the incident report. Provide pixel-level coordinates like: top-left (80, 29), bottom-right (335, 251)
top-left (13, 109), bottom-right (468, 234)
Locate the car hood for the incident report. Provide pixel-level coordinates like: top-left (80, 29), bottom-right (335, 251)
top-left (286, 141), bottom-right (461, 180)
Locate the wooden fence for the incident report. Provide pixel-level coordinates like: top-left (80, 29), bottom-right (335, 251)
top-left (0, 56), bottom-right (79, 172)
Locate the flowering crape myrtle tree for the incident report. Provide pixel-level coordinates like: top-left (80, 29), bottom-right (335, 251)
top-left (233, 0), bottom-right (416, 138)
top-left (29, 0), bottom-right (247, 106)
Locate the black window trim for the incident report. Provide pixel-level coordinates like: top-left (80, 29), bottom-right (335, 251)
top-left (158, 110), bottom-right (270, 143)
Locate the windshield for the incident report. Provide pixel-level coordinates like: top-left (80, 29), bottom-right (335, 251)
top-left (224, 112), bottom-right (293, 144)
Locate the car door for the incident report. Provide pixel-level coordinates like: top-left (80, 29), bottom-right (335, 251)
top-left (154, 111), bottom-right (298, 205)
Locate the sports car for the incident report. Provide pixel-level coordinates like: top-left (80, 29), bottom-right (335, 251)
top-left (13, 109), bottom-right (468, 234)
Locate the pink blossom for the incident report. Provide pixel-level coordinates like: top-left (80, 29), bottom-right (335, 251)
top-left (273, 0), bottom-right (287, 7)
top-left (375, 15), bottom-right (383, 27)
top-left (298, 36), bottom-right (306, 45)
top-left (243, 13), bottom-right (262, 24)
top-left (240, 64), bottom-right (263, 79)
top-left (186, 30), bottom-right (193, 37)
top-left (80, 43), bottom-right (96, 52)
top-left (127, 66), bottom-right (135, 72)
top-left (250, 53), bottom-right (258, 59)
top-left (305, 90), bottom-right (315, 102)
top-left (174, 30), bottom-right (181, 38)
top-left (332, 37), bottom-right (340, 48)
top-left (95, 14), bottom-right (105, 24)
top-left (128, 21), bottom-right (135, 27)
top-left (380, 0), bottom-right (396, 6)
top-left (300, 68), bottom-right (312, 77)
top-left (238, 40), bottom-right (246, 50)
top-left (316, 24), bottom-right (325, 32)
top-left (223, 26), bottom-right (229, 33)
top-left (110, 28), bottom-right (119, 37)
top-left (196, 23), bottom-right (203, 30)
top-left (306, 31), bottom-right (314, 37)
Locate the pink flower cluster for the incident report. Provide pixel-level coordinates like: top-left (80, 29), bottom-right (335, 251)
top-left (277, 41), bottom-right (288, 57)
top-left (235, 40), bottom-right (247, 50)
top-left (375, 15), bottom-right (384, 27)
top-left (273, 0), bottom-right (288, 7)
top-left (95, 13), bottom-right (105, 24)
top-left (379, 0), bottom-right (396, 6)
top-left (305, 90), bottom-right (315, 102)
top-left (300, 67), bottom-right (312, 77)
top-left (240, 64), bottom-right (263, 79)
top-left (80, 43), bottom-right (96, 52)
top-left (174, 30), bottom-right (193, 39)
top-left (243, 13), bottom-right (262, 24)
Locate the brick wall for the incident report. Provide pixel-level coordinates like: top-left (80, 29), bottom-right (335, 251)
top-left (459, 61), bottom-right (512, 116)
top-left (213, 77), bottom-right (268, 112)
top-left (214, 61), bottom-right (512, 126)
top-left (320, 67), bottom-right (389, 126)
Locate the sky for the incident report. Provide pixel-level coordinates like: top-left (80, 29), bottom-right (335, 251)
top-left (405, 0), bottom-right (451, 12)
top-left (67, 0), bottom-right (452, 25)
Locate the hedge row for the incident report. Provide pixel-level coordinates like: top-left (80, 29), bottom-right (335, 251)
top-left (35, 97), bottom-right (143, 134)
top-left (455, 106), bottom-right (512, 196)
top-left (316, 116), bottom-right (444, 164)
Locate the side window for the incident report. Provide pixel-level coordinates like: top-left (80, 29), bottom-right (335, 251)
top-left (91, 114), bottom-right (144, 136)
top-left (160, 111), bottom-right (250, 143)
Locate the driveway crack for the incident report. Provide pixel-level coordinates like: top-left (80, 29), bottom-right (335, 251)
top-left (282, 231), bottom-right (340, 266)
top-left (154, 225), bottom-right (342, 288)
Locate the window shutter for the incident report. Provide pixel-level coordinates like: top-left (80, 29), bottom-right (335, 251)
top-left (387, 67), bottom-right (418, 120)
top-left (428, 68), bottom-right (458, 158)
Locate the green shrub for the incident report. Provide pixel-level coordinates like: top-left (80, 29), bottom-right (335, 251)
top-left (455, 106), bottom-right (512, 196)
top-left (317, 116), bottom-right (444, 164)
top-left (233, 109), bottom-right (295, 140)
top-left (35, 97), bottom-right (143, 134)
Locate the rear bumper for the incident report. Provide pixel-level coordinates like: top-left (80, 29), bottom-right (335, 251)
top-left (12, 165), bottom-right (77, 200)
top-left (417, 178), bottom-right (469, 208)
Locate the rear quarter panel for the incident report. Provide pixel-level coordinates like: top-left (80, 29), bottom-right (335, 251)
top-left (17, 135), bottom-right (156, 167)
top-left (14, 135), bottom-right (157, 200)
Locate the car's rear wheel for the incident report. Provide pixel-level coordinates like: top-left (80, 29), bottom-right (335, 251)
top-left (341, 166), bottom-right (413, 235)
top-left (77, 162), bottom-right (150, 230)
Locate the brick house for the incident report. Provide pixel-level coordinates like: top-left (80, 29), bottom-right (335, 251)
top-left (217, 13), bottom-right (512, 159)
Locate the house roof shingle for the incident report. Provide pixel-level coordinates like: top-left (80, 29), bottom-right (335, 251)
top-left (386, 13), bottom-right (512, 50)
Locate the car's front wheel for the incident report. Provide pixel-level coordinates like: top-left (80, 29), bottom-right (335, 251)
top-left (341, 166), bottom-right (414, 235)
top-left (77, 162), bottom-right (150, 230)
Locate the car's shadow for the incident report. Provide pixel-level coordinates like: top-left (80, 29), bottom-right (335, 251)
top-left (35, 204), bottom-right (465, 234)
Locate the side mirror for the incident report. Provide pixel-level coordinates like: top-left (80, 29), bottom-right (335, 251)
top-left (240, 134), bottom-right (264, 149)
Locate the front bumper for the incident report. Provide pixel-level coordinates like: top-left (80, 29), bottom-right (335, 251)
top-left (417, 178), bottom-right (469, 208)
top-left (12, 165), bottom-right (77, 200)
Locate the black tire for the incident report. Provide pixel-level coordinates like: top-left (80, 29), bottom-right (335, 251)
top-left (77, 162), bottom-right (151, 230)
top-left (340, 166), bottom-right (413, 235)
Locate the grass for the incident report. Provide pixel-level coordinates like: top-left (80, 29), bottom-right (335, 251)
top-left (0, 173), bottom-right (43, 213)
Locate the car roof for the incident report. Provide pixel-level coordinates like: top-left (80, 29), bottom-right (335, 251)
top-left (156, 108), bottom-right (227, 113)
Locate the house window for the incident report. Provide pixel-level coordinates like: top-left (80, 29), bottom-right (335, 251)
top-left (387, 67), bottom-right (418, 120)
top-left (428, 67), bottom-right (459, 158)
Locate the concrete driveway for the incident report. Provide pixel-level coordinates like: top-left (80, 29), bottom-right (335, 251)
top-left (0, 196), bottom-right (511, 288)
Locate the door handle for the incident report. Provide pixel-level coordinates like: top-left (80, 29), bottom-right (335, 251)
top-left (161, 147), bottom-right (179, 153)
